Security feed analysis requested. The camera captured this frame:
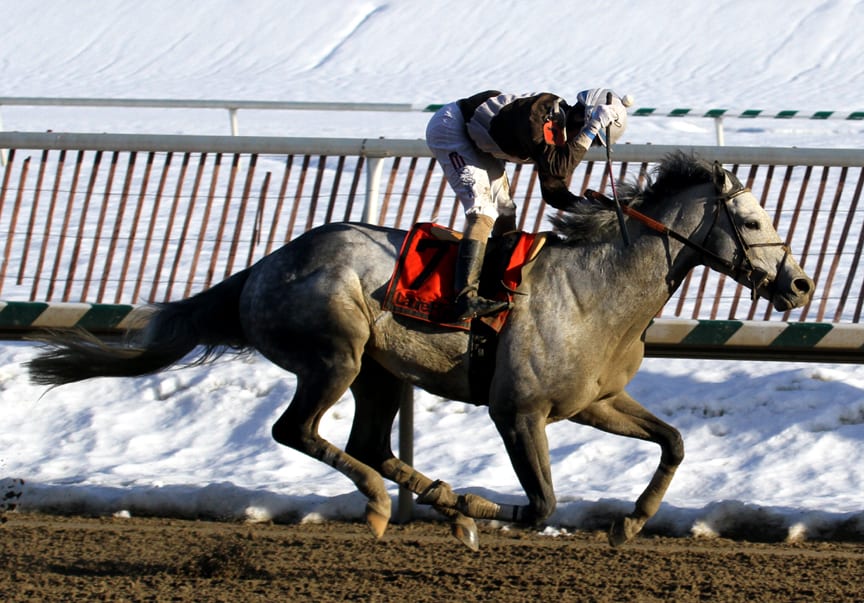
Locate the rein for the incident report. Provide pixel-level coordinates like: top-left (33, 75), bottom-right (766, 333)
top-left (586, 188), bottom-right (789, 298)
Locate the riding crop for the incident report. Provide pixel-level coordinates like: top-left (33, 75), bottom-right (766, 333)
top-left (606, 91), bottom-right (631, 246)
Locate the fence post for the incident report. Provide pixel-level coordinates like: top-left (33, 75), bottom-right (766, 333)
top-left (360, 152), bottom-right (415, 521)
top-left (0, 107), bottom-right (6, 166)
top-left (396, 381), bottom-right (414, 523)
top-left (228, 108), bottom-right (239, 136)
top-left (362, 153), bottom-right (417, 520)
top-left (715, 116), bottom-right (725, 146)
top-left (362, 156), bottom-right (384, 223)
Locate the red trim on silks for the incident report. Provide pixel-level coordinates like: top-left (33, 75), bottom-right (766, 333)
top-left (382, 223), bottom-right (539, 333)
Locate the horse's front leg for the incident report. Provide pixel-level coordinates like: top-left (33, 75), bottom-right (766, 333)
top-left (404, 405), bottom-right (554, 530)
top-left (485, 406), bottom-right (557, 525)
top-left (412, 406), bottom-right (554, 529)
top-left (571, 390), bottom-right (685, 546)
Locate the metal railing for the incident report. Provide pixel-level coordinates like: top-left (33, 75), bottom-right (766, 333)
top-left (1, 131), bottom-right (864, 357)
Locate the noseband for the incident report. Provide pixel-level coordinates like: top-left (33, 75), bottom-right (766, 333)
top-left (589, 187), bottom-right (789, 299)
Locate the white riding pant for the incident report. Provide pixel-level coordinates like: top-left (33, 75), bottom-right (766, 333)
top-left (425, 102), bottom-right (517, 220)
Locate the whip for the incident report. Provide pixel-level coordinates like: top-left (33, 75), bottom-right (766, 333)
top-left (606, 91), bottom-right (631, 246)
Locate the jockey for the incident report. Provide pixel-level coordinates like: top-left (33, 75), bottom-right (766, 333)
top-left (426, 88), bottom-right (633, 320)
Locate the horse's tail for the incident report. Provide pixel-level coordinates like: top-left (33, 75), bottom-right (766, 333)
top-left (27, 268), bottom-right (253, 386)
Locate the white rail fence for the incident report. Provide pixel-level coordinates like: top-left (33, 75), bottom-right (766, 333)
top-left (3, 96), bottom-right (864, 162)
top-left (1, 131), bottom-right (864, 346)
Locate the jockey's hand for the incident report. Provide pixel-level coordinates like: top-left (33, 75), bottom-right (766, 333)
top-left (588, 104), bottom-right (621, 129)
top-left (575, 104), bottom-right (623, 148)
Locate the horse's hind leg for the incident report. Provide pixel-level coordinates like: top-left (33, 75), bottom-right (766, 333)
top-left (345, 357), bottom-right (481, 550)
top-left (571, 390), bottom-right (685, 546)
top-left (270, 353), bottom-right (392, 539)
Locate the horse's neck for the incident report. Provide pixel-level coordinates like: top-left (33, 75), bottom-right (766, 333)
top-left (546, 202), bottom-right (708, 324)
top-left (614, 197), bottom-right (711, 313)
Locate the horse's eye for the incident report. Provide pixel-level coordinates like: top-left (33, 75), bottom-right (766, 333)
top-left (744, 220), bottom-right (760, 230)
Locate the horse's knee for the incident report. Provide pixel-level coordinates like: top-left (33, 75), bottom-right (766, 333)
top-left (271, 421), bottom-right (294, 448)
top-left (271, 415), bottom-right (310, 451)
top-left (663, 427), bottom-right (685, 467)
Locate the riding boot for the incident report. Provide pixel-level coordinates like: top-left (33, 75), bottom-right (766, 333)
top-left (492, 214), bottom-right (518, 238)
top-left (453, 216), bottom-right (510, 321)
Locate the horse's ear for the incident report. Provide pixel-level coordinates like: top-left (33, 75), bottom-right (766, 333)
top-left (712, 161), bottom-right (729, 192)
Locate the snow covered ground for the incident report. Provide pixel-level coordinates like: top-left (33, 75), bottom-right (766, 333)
top-left (1, 0), bottom-right (863, 542)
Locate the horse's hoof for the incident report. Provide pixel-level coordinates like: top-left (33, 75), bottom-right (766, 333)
top-left (366, 508), bottom-right (390, 540)
top-left (450, 516), bottom-right (479, 551)
top-left (365, 497), bottom-right (391, 540)
top-left (608, 516), bottom-right (644, 547)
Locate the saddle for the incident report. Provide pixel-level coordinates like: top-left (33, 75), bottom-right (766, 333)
top-left (382, 222), bottom-right (545, 332)
top-left (382, 223), bottom-right (547, 402)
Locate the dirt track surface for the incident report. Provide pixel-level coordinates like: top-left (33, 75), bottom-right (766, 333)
top-left (1, 513), bottom-right (863, 602)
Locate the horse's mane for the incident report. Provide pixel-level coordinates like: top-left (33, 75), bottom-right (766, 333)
top-left (550, 151), bottom-right (741, 244)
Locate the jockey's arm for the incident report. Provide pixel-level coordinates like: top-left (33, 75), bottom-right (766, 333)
top-left (534, 140), bottom-right (589, 210)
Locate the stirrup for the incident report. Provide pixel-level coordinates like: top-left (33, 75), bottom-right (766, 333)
top-left (457, 296), bottom-right (511, 321)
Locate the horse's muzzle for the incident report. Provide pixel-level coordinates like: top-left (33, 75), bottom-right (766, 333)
top-left (770, 274), bottom-right (815, 311)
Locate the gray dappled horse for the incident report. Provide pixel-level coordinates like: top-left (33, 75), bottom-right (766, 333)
top-left (28, 152), bottom-right (814, 550)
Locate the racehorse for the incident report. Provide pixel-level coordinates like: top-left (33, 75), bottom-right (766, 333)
top-left (27, 152), bottom-right (814, 550)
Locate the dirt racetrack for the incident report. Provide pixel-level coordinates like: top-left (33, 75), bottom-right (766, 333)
top-left (1, 512), bottom-right (863, 602)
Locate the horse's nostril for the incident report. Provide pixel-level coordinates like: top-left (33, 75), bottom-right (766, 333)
top-left (793, 277), bottom-right (814, 295)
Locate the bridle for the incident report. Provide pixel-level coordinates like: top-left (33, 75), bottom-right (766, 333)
top-left (588, 187), bottom-right (790, 299)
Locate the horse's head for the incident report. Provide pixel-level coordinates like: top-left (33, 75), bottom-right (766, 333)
top-left (552, 153), bottom-right (815, 312)
top-left (701, 163), bottom-right (814, 311)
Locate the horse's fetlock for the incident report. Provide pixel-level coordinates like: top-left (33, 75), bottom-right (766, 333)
top-left (504, 501), bottom-right (552, 526)
top-left (456, 493), bottom-right (501, 520)
top-left (417, 480), bottom-right (458, 507)
top-left (530, 498), bottom-right (556, 523)
top-left (353, 469), bottom-right (387, 496)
